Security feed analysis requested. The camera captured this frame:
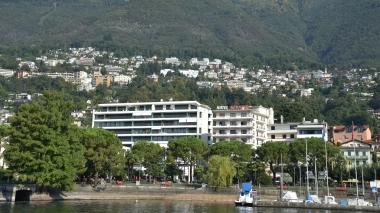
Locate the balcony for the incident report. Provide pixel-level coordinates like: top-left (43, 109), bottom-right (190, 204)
top-left (214, 133), bottom-right (253, 137)
top-left (346, 156), bottom-right (369, 160)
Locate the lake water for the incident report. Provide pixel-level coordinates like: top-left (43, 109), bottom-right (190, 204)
top-left (0, 200), bottom-right (363, 213)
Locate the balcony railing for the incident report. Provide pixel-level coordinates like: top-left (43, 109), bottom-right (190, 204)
top-left (346, 156), bottom-right (369, 160)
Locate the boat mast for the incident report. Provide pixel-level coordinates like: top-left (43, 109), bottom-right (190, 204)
top-left (306, 138), bottom-right (309, 195)
top-left (280, 153), bottom-right (284, 201)
top-left (323, 122), bottom-right (330, 196)
top-left (353, 121), bottom-right (359, 205)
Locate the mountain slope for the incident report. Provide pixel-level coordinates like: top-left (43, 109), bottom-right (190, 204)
top-left (0, 0), bottom-right (380, 67)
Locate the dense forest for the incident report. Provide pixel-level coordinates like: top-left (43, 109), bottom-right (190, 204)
top-left (0, 0), bottom-right (380, 67)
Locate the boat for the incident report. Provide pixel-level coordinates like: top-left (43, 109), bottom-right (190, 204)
top-left (324, 195), bottom-right (338, 204)
top-left (340, 198), bottom-right (373, 206)
top-left (281, 191), bottom-right (303, 203)
top-left (234, 182), bottom-right (257, 206)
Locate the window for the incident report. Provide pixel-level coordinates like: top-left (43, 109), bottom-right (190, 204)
top-left (230, 113), bottom-right (236, 117)
top-left (271, 126), bottom-right (275, 130)
top-left (357, 135), bottom-right (362, 140)
top-left (282, 134), bottom-right (286, 139)
top-left (362, 151), bottom-right (366, 156)
top-left (230, 121), bottom-right (237, 126)
top-left (348, 151), bottom-right (351, 156)
top-left (219, 130), bottom-right (227, 134)
top-left (346, 126), bottom-right (353, 133)
top-left (290, 134), bottom-right (295, 138)
top-left (241, 130), bottom-right (247, 134)
top-left (358, 126), bottom-right (364, 133)
top-left (241, 113), bottom-right (247, 117)
top-left (230, 130), bottom-right (237, 134)
top-left (271, 135), bottom-right (275, 139)
top-left (290, 125), bottom-right (296, 129)
top-left (219, 122), bottom-right (227, 126)
top-left (219, 113), bottom-right (225, 117)
top-left (241, 121), bottom-right (248, 126)
top-left (199, 112), bottom-right (202, 118)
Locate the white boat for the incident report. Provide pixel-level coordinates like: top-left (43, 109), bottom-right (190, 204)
top-left (341, 198), bottom-right (373, 206)
top-left (234, 182), bottom-right (257, 206)
top-left (324, 195), bottom-right (338, 204)
top-left (281, 191), bottom-right (303, 203)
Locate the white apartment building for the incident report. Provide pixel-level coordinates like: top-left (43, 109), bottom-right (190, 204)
top-left (92, 100), bottom-right (213, 148)
top-left (213, 105), bottom-right (274, 149)
top-left (267, 118), bottom-right (328, 142)
top-left (114, 75), bottom-right (132, 85)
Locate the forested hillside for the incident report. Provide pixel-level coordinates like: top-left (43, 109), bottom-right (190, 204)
top-left (0, 0), bottom-right (380, 67)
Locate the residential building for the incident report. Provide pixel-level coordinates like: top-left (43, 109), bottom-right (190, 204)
top-left (76, 57), bottom-right (94, 66)
top-left (267, 118), bottom-right (327, 142)
top-left (0, 69), bottom-right (14, 78)
top-left (213, 105), bottom-right (274, 149)
top-left (329, 125), bottom-right (372, 144)
top-left (339, 140), bottom-right (372, 167)
top-left (296, 119), bottom-right (327, 141)
top-left (92, 100), bottom-right (213, 148)
top-left (92, 72), bottom-right (113, 87)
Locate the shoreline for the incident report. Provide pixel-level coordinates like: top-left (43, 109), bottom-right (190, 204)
top-left (2, 184), bottom-right (380, 212)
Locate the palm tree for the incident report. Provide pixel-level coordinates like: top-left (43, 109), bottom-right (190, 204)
top-left (330, 153), bottom-right (350, 184)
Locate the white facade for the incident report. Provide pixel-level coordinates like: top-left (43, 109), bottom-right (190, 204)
top-left (92, 101), bottom-right (213, 148)
top-left (114, 75), bottom-right (132, 85)
top-left (267, 123), bottom-right (298, 142)
top-left (0, 69), bottom-right (14, 78)
top-left (213, 105), bottom-right (274, 149)
top-left (267, 118), bottom-right (328, 142)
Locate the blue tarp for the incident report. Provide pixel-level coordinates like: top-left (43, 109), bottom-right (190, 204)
top-left (241, 182), bottom-right (252, 192)
top-left (305, 192), bottom-right (313, 202)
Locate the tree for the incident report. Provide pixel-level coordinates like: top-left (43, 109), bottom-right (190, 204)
top-left (288, 138), bottom-right (339, 170)
top-left (330, 153), bottom-right (349, 184)
top-left (4, 91), bottom-right (86, 192)
top-left (209, 140), bottom-right (252, 163)
top-left (131, 141), bottom-right (165, 182)
top-left (167, 137), bottom-right (208, 183)
top-left (255, 141), bottom-right (289, 183)
top-left (206, 155), bottom-right (236, 191)
top-left (125, 149), bottom-right (138, 180)
top-left (0, 124), bottom-right (9, 170)
top-left (80, 127), bottom-right (126, 186)
top-left (209, 140), bottom-right (252, 185)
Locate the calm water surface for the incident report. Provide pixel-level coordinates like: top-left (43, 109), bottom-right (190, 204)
top-left (0, 200), bottom-right (362, 213)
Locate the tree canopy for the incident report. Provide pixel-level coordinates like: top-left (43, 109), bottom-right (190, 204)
top-left (167, 137), bottom-right (208, 183)
top-left (80, 127), bottom-right (126, 186)
top-left (206, 155), bottom-right (236, 191)
top-left (3, 91), bottom-right (86, 192)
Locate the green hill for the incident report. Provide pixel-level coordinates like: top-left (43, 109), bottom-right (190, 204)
top-left (0, 0), bottom-right (380, 67)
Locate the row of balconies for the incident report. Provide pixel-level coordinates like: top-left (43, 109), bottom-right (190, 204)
top-left (346, 155), bottom-right (369, 160)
